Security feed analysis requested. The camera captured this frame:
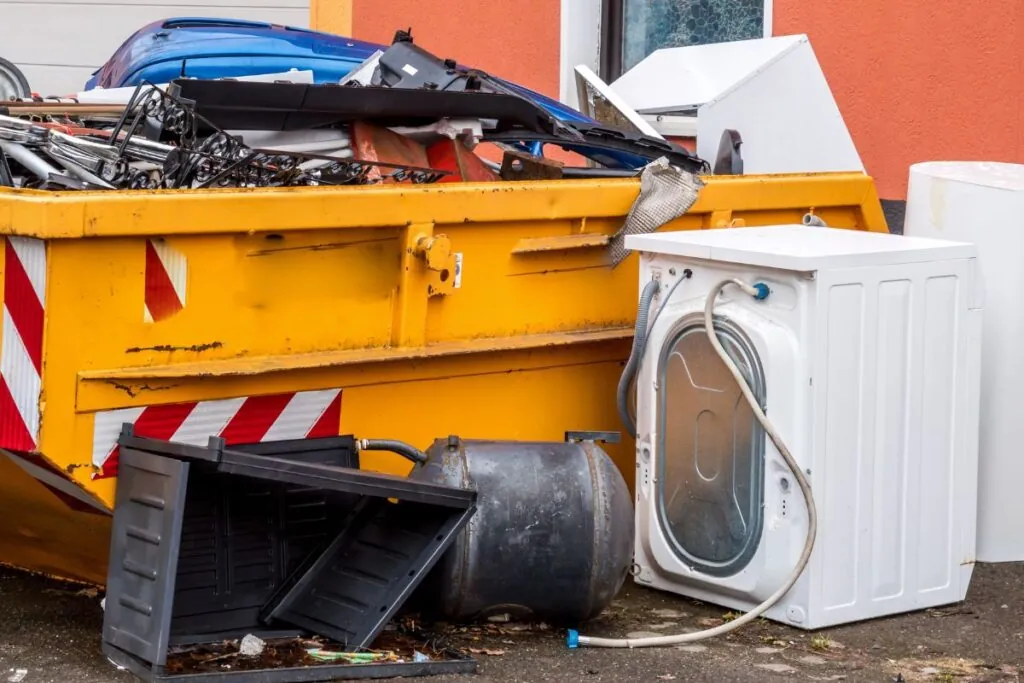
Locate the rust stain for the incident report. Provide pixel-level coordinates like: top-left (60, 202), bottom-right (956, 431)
top-left (247, 236), bottom-right (394, 257)
top-left (511, 234), bottom-right (611, 254)
top-left (105, 381), bottom-right (177, 398)
top-left (506, 263), bottom-right (610, 277)
top-left (125, 342), bottom-right (223, 354)
top-left (64, 463), bottom-right (90, 475)
top-left (80, 327), bottom-right (634, 383)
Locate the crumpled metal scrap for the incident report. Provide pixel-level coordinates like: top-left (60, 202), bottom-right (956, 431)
top-left (0, 83), bottom-right (447, 191)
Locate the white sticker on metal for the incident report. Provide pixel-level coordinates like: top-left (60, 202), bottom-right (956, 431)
top-left (402, 64), bottom-right (419, 76)
top-left (453, 253), bottom-right (464, 288)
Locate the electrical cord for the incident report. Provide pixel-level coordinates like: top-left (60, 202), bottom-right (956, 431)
top-left (617, 270), bottom-right (693, 438)
top-left (570, 277), bottom-right (818, 649)
top-left (618, 278), bottom-right (660, 439)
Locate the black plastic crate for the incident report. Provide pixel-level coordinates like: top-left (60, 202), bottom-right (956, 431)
top-left (104, 643), bottom-right (477, 682)
top-left (102, 432), bottom-right (478, 682)
top-left (171, 438), bottom-right (362, 644)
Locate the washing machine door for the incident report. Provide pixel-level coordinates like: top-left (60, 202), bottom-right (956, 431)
top-left (636, 286), bottom-right (807, 606)
top-left (654, 312), bottom-right (768, 578)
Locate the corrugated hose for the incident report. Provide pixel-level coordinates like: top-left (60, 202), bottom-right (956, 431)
top-left (357, 438), bottom-right (428, 466)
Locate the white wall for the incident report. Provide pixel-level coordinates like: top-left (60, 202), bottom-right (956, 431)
top-left (0, 0), bottom-right (310, 96)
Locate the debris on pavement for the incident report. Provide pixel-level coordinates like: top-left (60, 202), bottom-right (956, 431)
top-left (163, 632), bottom-right (466, 675)
top-left (6, 561), bottom-right (1024, 683)
top-left (6, 669), bottom-right (27, 683)
top-left (305, 649), bottom-right (396, 664)
top-left (100, 432), bottom-right (479, 682)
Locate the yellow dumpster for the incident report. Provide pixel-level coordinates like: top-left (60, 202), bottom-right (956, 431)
top-left (0, 173), bottom-right (887, 583)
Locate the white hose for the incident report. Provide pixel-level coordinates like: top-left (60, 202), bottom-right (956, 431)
top-left (569, 278), bottom-right (818, 649)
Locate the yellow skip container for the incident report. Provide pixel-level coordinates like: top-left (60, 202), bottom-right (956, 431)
top-left (0, 173), bottom-right (887, 583)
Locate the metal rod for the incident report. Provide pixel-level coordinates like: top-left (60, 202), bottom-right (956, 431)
top-left (0, 104), bottom-right (126, 116)
top-left (0, 141), bottom-right (60, 180)
top-left (49, 155), bottom-right (114, 189)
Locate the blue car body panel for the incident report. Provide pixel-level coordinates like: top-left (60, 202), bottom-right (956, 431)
top-left (84, 18), bottom-right (592, 125)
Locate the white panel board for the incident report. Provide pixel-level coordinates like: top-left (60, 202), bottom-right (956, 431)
top-left (610, 35), bottom-right (800, 114)
top-left (696, 38), bottom-right (864, 174)
top-left (610, 34), bottom-right (863, 175)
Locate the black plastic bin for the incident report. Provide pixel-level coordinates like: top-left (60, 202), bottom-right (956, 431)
top-left (102, 430), bottom-right (478, 682)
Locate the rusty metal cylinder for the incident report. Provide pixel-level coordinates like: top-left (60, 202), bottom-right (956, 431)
top-left (408, 436), bottom-right (634, 623)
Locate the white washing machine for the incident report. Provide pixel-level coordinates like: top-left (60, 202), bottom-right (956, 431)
top-left (625, 225), bottom-right (982, 630)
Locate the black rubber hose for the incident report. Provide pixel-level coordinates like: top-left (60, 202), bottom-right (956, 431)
top-left (358, 438), bottom-right (429, 465)
top-left (618, 278), bottom-right (661, 439)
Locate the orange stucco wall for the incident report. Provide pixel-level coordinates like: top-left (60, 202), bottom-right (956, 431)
top-left (772, 2), bottom-right (1023, 199)
top-left (351, 0), bottom-right (561, 99)
top-left (349, 1), bottom-right (1024, 201)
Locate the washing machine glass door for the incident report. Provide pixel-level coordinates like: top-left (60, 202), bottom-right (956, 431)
top-left (656, 313), bottom-right (766, 578)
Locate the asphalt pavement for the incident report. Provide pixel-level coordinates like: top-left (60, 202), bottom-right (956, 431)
top-left (0, 563), bottom-right (1021, 682)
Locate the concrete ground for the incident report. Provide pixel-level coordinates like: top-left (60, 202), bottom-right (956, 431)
top-left (0, 563), bottom-right (1021, 683)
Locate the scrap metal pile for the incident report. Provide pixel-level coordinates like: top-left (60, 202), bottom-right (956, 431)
top-left (0, 33), bottom-right (707, 192)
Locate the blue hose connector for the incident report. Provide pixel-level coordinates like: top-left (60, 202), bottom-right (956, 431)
top-left (567, 629), bottom-right (580, 649)
top-left (752, 283), bottom-right (770, 300)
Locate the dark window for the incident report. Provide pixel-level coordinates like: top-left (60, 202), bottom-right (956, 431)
top-left (602, 0), bottom-right (766, 80)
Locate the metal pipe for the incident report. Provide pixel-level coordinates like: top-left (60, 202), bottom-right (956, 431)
top-left (45, 139), bottom-right (106, 174)
top-left (119, 136), bottom-right (177, 164)
top-left (561, 167), bottom-right (640, 178)
top-left (0, 115), bottom-right (47, 145)
top-left (0, 141), bottom-right (60, 180)
top-left (0, 103), bottom-right (126, 116)
top-left (48, 131), bottom-right (121, 162)
top-left (49, 155), bottom-right (114, 189)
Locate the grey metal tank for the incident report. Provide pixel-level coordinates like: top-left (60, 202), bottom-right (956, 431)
top-left (407, 435), bottom-right (634, 623)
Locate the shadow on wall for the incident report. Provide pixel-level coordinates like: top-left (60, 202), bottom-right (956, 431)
top-left (881, 199), bottom-right (906, 234)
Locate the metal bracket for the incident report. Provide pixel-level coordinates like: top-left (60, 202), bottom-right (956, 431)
top-left (565, 430), bottom-right (621, 444)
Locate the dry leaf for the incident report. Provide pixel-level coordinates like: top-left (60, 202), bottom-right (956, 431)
top-left (76, 587), bottom-right (99, 598)
top-left (697, 617), bottom-right (723, 627)
top-left (469, 648), bottom-right (506, 657)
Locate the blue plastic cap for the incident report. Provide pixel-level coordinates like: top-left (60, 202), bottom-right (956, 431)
top-left (567, 629), bottom-right (580, 649)
top-left (752, 283), bottom-right (770, 300)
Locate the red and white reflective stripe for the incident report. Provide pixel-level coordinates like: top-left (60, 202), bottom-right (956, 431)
top-left (0, 237), bottom-right (46, 452)
top-left (92, 389), bottom-right (343, 479)
top-left (144, 239), bottom-right (187, 323)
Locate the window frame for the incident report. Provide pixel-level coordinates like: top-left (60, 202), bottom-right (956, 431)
top-left (559, 0), bottom-right (774, 106)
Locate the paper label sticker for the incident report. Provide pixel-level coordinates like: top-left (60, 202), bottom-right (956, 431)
top-left (402, 64), bottom-right (419, 76)
top-left (453, 253), bottom-right (464, 289)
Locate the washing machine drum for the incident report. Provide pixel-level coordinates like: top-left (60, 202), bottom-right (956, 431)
top-left (655, 314), bottom-right (767, 578)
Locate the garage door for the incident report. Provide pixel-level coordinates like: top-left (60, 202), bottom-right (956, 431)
top-left (0, 0), bottom-right (311, 97)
